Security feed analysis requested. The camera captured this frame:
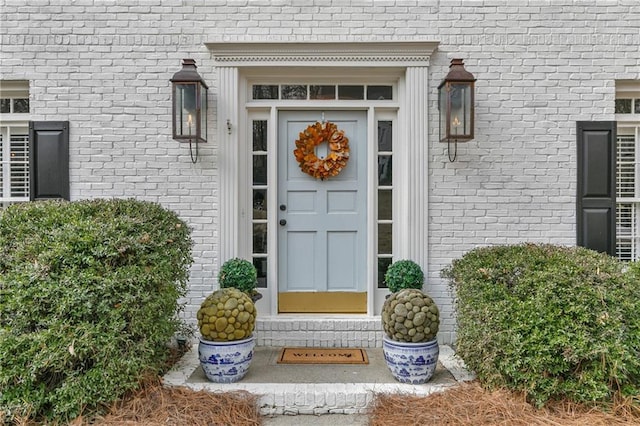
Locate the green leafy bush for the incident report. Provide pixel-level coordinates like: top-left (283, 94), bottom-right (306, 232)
top-left (384, 259), bottom-right (424, 293)
top-left (0, 199), bottom-right (193, 423)
top-left (219, 258), bottom-right (257, 294)
top-left (442, 243), bottom-right (640, 407)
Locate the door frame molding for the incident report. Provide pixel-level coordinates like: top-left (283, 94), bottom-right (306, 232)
top-left (209, 41), bottom-right (439, 317)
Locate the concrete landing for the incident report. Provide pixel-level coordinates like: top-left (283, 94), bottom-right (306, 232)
top-left (163, 344), bottom-right (474, 416)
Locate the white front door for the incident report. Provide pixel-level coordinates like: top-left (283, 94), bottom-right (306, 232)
top-left (277, 110), bottom-right (367, 313)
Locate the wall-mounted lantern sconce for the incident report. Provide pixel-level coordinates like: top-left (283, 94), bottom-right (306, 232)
top-left (171, 59), bottom-right (208, 163)
top-left (438, 58), bottom-right (476, 162)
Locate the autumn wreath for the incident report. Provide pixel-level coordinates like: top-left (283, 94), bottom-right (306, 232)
top-left (293, 121), bottom-right (350, 180)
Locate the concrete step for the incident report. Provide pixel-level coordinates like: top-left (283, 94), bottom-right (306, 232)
top-left (163, 344), bottom-right (474, 416)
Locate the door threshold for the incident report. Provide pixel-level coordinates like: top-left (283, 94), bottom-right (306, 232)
top-left (278, 292), bottom-right (367, 313)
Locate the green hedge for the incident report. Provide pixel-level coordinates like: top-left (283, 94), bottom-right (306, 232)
top-left (0, 199), bottom-right (193, 423)
top-left (442, 243), bottom-right (640, 407)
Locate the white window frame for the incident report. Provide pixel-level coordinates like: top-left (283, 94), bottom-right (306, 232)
top-left (0, 81), bottom-right (30, 208)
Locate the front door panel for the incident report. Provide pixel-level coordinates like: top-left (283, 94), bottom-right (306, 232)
top-left (278, 111), bottom-right (367, 313)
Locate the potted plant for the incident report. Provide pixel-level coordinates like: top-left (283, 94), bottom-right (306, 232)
top-left (197, 287), bottom-right (257, 383)
top-left (381, 260), bottom-right (440, 384)
top-left (219, 257), bottom-right (262, 302)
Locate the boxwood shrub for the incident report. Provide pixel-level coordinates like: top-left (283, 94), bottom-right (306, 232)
top-left (442, 243), bottom-right (640, 407)
top-left (0, 199), bottom-right (193, 423)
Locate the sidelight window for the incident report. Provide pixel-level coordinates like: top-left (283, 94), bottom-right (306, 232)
top-left (377, 120), bottom-right (394, 287)
top-left (252, 119), bottom-right (269, 287)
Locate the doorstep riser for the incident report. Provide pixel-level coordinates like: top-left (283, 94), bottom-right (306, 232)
top-left (180, 381), bottom-right (450, 415)
top-left (255, 317), bottom-right (385, 348)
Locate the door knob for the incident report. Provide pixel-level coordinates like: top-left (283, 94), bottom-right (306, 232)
top-left (280, 204), bottom-right (287, 211)
top-left (279, 219), bottom-right (287, 226)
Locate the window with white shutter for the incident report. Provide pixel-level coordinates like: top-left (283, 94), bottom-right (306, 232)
top-left (616, 129), bottom-right (639, 261)
top-left (0, 81), bottom-right (30, 208)
top-left (615, 82), bottom-right (640, 260)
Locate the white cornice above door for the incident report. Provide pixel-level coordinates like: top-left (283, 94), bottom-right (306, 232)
top-left (205, 41), bottom-right (439, 67)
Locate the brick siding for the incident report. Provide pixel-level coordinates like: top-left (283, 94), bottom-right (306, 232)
top-left (2, 0), bottom-right (639, 344)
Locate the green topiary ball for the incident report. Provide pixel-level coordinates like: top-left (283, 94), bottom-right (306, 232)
top-left (381, 288), bottom-right (439, 343)
top-left (219, 258), bottom-right (258, 294)
top-left (197, 288), bottom-right (256, 342)
top-left (384, 260), bottom-right (424, 293)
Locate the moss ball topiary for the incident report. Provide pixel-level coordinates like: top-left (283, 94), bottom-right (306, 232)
top-left (384, 260), bottom-right (424, 293)
top-left (197, 288), bottom-right (256, 342)
top-left (381, 288), bottom-right (439, 343)
top-left (219, 258), bottom-right (258, 294)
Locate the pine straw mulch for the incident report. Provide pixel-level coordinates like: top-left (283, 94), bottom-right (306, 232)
top-left (369, 381), bottom-right (640, 426)
top-left (81, 378), bottom-right (261, 426)
top-left (13, 377), bottom-right (640, 425)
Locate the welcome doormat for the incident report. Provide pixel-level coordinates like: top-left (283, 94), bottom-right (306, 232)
top-left (277, 348), bottom-right (369, 365)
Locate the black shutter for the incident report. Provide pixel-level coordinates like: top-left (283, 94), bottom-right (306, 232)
top-left (29, 121), bottom-right (69, 201)
top-left (576, 121), bottom-right (616, 256)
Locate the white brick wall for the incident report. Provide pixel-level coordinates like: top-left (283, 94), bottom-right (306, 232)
top-left (2, 0), bottom-right (639, 344)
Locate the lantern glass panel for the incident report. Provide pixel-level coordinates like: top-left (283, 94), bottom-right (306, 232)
top-left (200, 84), bottom-right (208, 142)
top-left (438, 83), bottom-right (448, 141)
top-left (450, 83), bottom-right (472, 138)
top-left (174, 83), bottom-right (198, 138)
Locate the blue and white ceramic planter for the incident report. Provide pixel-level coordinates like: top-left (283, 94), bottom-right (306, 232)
top-left (382, 335), bottom-right (439, 384)
top-left (198, 335), bottom-right (255, 383)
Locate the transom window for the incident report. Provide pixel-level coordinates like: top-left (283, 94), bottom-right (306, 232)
top-left (252, 84), bottom-right (393, 101)
top-left (0, 98), bottom-right (29, 114)
top-left (615, 98), bottom-right (640, 114)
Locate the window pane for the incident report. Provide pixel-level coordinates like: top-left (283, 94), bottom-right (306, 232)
top-left (635, 99), bottom-right (640, 114)
top-left (615, 99), bottom-right (632, 114)
top-left (310, 85), bottom-right (335, 100)
top-left (253, 155), bottom-right (267, 185)
top-left (281, 85), bottom-right (307, 100)
top-left (0, 99), bottom-right (9, 113)
top-left (253, 85), bottom-right (279, 100)
top-left (253, 223), bottom-right (267, 254)
top-left (378, 223), bottom-right (392, 254)
top-left (378, 189), bottom-right (392, 220)
top-left (253, 120), bottom-right (268, 151)
top-left (378, 156), bottom-right (392, 186)
top-left (253, 189), bottom-right (267, 219)
top-left (253, 257), bottom-right (267, 288)
top-left (377, 257), bottom-right (392, 288)
top-left (13, 98), bottom-right (29, 113)
top-left (378, 120), bottom-right (392, 151)
top-left (338, 85), bottom-right (364, 100)
top-left (367, 85), bottom-right (393, 100)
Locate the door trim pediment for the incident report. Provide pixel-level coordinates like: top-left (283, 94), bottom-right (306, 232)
top-left (205, 41), bottom-right (439, 67)
top-left (214, 41), bottom-right (434, 317)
